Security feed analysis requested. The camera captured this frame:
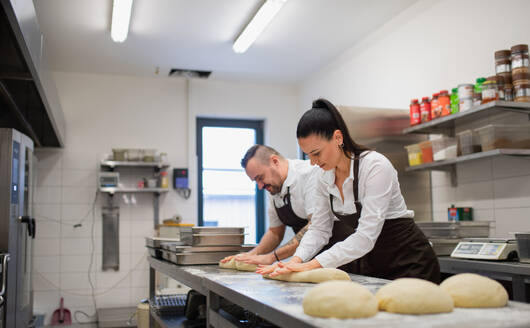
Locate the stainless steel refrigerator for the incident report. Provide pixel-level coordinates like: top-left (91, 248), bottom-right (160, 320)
top-left (0, 128), bottom-right (35, 328)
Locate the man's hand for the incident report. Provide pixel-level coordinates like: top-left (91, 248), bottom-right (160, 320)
top-left (220, 252), bottom-right (251, 263)
top-left (236, 253), bottom-right (275, 265)
top-left (256, 262), bottom-right (281, 275)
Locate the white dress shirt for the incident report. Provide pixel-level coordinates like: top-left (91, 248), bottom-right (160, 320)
top-left (293, 151), bottom-right (414, 268)
top-left (268, 159), bottom-right (319, 228)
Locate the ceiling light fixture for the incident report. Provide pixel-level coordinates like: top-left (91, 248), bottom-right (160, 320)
top-left (111, 0), bottom-right (133, 42)
top-left (233, 0), bottom-right (288, 54)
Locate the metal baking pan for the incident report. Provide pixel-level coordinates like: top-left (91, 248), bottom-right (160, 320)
top-left (192, 233), bottom-right (244, 246)
top-left (417, 222), bottom-right (490, 239)
top-left (145, 237), bottom-right (188, 248)
top-left (161, 250), bottom-right (238, 265)
top-left (168, 244), bottom-right (255, 253)
top-left (429, 239), bottom-right (461, 256)
top-left (191, 227), bottom-right (245, 235)
top-left (147, 246), bottom-right (164, 259)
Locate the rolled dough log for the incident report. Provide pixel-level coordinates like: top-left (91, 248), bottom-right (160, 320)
top-left (235, 260), bottom-right (258, 272)
top-left (375, 278), bottom-right (454, 314)
top-left (264, 268), bottom-right (350, 283)
top-left (218, 258), bottom-right (236, 269)
top-left (303, 281), bottom-right (378, 318)
top-left (440, 273), bottom-right (508, 308)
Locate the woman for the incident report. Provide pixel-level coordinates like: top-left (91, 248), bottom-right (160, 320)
top-left (257, 98), bottom-right (440, 283)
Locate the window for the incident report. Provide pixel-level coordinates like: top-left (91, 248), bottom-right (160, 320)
top-left (197, 118), bottom-right (264, 244)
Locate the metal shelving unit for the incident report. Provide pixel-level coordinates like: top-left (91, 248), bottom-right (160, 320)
top-left (402, 101), bottom-right (530, 185)
top-left (403, 101), bottom-right (530, 136)
top-left (99, 187), bottom-right (169, 194)
top-left (101, 160), bottom-right (170, 168)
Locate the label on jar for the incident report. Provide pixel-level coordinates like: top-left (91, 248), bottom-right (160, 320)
top-left (498, 88), bottom-right (505, 100)
top-left (459, 98), bottom-right (473, 112)
top-left (512, 55), bottom-right (529, 69)
top-left (515, 87), bottom-right (530, 98)
top-left (495, 63), bottom-right (511, 74)
top-left (482, 88), bottom-right (498, 100)
top-left (458, 85), bottom-right (474, 98)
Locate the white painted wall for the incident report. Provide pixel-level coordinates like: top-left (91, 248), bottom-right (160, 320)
top-left (299, 0), bottom-right (530, 237)
top-left (32, 72), bottom-right (298, 323)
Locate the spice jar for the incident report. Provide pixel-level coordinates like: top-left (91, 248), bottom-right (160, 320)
top-left (511, 44), bottom-right (529, 70)
top-left (481, 76), bottom-right (498, 104)
top-left (495, 50), bottom-right (511, 74)
top-left (450, 88), bottom-right (459, 114)
top-left (512, 71), bottom-right (530, 87)
top-left (459, 97), bottom-right (473, 112)
top-left (160, 171), bottom-right (169, 189)
top-left (505, 83), bottom-right (514, 101)
top-left (496, 75), bottom-right (505, 100)
top-left (514, 83), bottom-right (530, 102)
top-left (431, 93), bottom-right (441, 118)
top-left (457, 83), bottom-right (474, 99)
top-left (409, 99), bottom-right (421, 126)
top-left (439, 90), bottom-right (451, 116)
top-left (473, 77), bottom-right (486, 106)
top-left (420, 97), bottom-right (431, 123)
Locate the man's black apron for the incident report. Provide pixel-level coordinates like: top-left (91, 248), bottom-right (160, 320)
top-left (327, 151), bottom-right (440, 283)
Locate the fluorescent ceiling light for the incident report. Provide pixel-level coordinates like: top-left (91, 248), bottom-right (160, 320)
top-left (111, 0), bottom-right (133, 42)
top-left (233, 0), bottom-right (288, 53)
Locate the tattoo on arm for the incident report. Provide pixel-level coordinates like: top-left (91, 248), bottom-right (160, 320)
top-left (294, 223), bottom-right (310, 242)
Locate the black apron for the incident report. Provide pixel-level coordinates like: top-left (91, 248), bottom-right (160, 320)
top-left (328, 151), bottom-right (441, 283)
top-left (273, 186), bottom-right (308, 234)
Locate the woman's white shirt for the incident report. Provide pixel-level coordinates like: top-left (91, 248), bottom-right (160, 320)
top-left (267, 159), bottom-right (319, 228)
top-left (293, 151), bottom-right (414, 268)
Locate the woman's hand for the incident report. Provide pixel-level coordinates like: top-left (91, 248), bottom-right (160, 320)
top-left (236, 253), bottom-right (275, 265)
top-left (268, 259), bottom-right (322, 277)
top-left (255, 262), bottom-right (280, 275)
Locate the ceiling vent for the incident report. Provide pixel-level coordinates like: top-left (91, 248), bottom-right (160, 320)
top-left (168, 68), bottom-right (211, 79)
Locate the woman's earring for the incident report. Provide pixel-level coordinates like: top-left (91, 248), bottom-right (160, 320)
top-left (340, 143), bottom-right (344, 148)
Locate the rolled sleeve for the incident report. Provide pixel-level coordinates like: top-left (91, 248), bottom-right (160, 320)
top-left (267, 196), bottom-right (283, 228)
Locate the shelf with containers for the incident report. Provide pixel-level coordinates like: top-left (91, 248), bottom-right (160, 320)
top-left (403, 101), bottom-right (530, 186)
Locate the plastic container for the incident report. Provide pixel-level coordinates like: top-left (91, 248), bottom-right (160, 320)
top-left (127, 149), bottom-right (141, 161)
top-left (431, 93), bottom-right (441, 119)
top-left (495, 50), bottom-right (512, 74)
top-left (112, 148), bottom-right (127, 161)
top-left (511, 44), bottom-right (529, 70)
top-left (515, 232), bottom-right (530, 263)
top-left (404, 143), bottom-right (422, 166)
top-left (456, 130), bottom-right (481, 155)
top-left (481, 79), bottom-right (498, 104)
top-left (142, 149), bottom-right (156, 162)
top-left (458, 84), bottom-right (474, 99)
top-left (514, 83), bottom-right (530, 102)
top-left (160, 171), bottom-right (169, 189)
top-left (475, 124), bottom-right (530, 151)
top-left (419, 140), bottom-right (433, 163)
top-left (420, 97), bottom-right (431, 123)
top-left (459, 97), bottom-right (473, 112)
top-left (439, 90), bottom-right (451, 116)
top-left (450, 87), bottom-right (459, 114)
top-left (431, 137), bottom-right (457, 161)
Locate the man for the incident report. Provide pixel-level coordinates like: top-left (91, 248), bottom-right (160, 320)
top-left (221, 144), bottom-right (318, 266)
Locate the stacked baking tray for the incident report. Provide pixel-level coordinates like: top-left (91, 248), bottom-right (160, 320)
top-left (417, 221), bottom-right (491, 256)
top-left (146, 227), bottom-right (254, 265)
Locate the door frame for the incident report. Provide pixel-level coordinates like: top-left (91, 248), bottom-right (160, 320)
top-left (196, 118), bottom-right (265, 241)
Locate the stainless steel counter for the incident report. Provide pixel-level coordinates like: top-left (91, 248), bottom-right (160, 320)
top-left (148, 257), bottom-right (530, 328)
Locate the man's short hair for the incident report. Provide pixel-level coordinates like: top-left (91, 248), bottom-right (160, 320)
top-left (241, 145), bottom-right (282, 168)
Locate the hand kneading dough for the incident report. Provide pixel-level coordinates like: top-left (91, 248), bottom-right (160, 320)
top-left (440, 273), bottom-right (508, 308)
top-left (235, 260), bottom-right (258, 272)
top-left (219, 258), bottom-right (237, 269)
top-left (264, 268), bottom-right (350, 283)
top-left (375, 278), bottom-right (453, 314)
top-left (303, 281), bottom-right (378, 318)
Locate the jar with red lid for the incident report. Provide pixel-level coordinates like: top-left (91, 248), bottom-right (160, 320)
top-left (420, 97), bottom-right (431, 123)
top-left (431, 93), bottom-right (441, 119)
top-left (438, 90), bottom-right (451, 116)
top-left (409, 99), bottom-right (421, 126)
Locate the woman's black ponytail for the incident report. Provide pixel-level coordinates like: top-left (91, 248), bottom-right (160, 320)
top-left (296, 98), bottom-right (369, 158)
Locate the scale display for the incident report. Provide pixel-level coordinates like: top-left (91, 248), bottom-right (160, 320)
top-left (451, 240), bottom-right (518, 260)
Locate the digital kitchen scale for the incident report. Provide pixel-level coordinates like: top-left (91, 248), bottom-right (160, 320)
top-left (451, 238), bottom-right (519, 260)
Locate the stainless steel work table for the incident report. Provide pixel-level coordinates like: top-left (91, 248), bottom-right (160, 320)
top-left (148, 256), bottom-right (530, 328)
top-left (438, 257), bottom-right (530, 302)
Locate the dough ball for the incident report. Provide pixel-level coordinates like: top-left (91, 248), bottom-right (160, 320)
top-left (303, 281), bottom-right (378, 318)
top-left (235, 260), bottom-right (258, 272)
top-left (219, 258), bottom-right (236, 269)
top-left (376, 278), bottom-right (453, 314)
top-left (440, 273), bottom-right (508, 308)
top-left (264, 268), bottom-right (350, 283)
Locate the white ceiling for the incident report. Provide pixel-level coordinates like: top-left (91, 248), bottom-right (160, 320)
top-left (34, 0), bottom-right (417, 83)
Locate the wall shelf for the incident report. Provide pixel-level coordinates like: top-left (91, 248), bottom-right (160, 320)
top-left (99, 187), bottom-right (169, 194)
top-left (403, 101), bottom-right (530, 136)
top-left (100, 160), bottom-right (169, 168)
top-left (405, 149), bottom-right (530, 172)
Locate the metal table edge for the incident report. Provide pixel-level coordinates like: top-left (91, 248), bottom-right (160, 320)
top-left (148, 257), bottom-right (209, 295)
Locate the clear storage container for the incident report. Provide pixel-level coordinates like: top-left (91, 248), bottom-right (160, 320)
top-left (419, 140), bottom-right (433, 163)
top-left (474, 124), bottom-right (530, 151)
top-left (456, 130), bottom-right (481, 155)
top-left (126, 148), bottom-right (142, 161)
top-left (404, 143), bottom-right (422, 166)
top-left (431, 137), bottom-right (457, 161)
